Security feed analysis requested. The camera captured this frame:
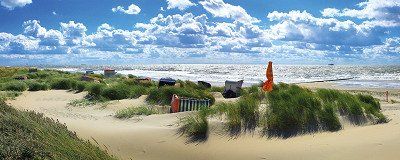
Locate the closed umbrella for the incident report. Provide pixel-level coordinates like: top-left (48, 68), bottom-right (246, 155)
top-left (262, 61), bottom-right (273, 92)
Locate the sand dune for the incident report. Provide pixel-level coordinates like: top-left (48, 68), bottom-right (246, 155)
top-left (7, 88), bottom-right (400, 160)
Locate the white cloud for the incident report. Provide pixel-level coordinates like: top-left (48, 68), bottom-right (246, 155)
top-left (166, 0), bottom-right (196, 11)
top-left (363, 37), bottom-right (400, 55)
top-left (112, 4), bottom-right (141, 15)
top-left (199, 0), bottom-right (259, 23)
top-left (321, 0), bottom-right (400, 28)
top-left (23, 20), bottom-right (65, 46)
top-left (85, 23), bottom-right (139, 51)
top-left (52, 11), bottom-right (57, 15)
top-left (0, 33), bottom-right (39, 54)
top-left (23, 20), bottom-right (47, 37)
top-left (60, 21), bottom-right (87, 46)
top-left (322, 0), bottom-right (400, 20)
top-left (321, 8), bottom-right (341, 17)
top-left (0, 0), bottom-right (31, 10)
top-left (267, 10), bottom-right (384, 46)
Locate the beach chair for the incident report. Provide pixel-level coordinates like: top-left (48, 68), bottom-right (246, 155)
top-left (158, 78), bottom-right (176, 87)
top-left (222, 80), bottom-right (244, 98)
top-left (170, 94), bottom-right (211, 113)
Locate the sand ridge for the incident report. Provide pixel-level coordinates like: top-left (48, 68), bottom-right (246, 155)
top-left (7, 88), bottom-right (400, 160)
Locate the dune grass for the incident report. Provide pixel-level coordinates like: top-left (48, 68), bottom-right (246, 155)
top-left (50, 78), bottom-right (78, 90)
top-left (0, 101), bottom-right (114, 160)
top-left (180, 83), bottom-right (387, 139)
top-left (0, 91), bottom-right (21, 101)
top-left (179, 108), bottom-right (210, 141)
top-left (115, 106), bottom-right (158, 119)
top-left (1, 81), bottom-right (28, 92)
top-left (26, 81), bottom-right (50, 91)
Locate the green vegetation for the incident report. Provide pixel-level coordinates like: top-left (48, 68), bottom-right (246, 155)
top-left (26, 81), bottom-right (50, 91)
top-left (115, 106), bottom-right (158, 119)
top-left (50, 78), bottom-right (78, 90)
top-left (0, 67), bottom-right (387, 140)
top-left (0, 101), bottom-right (114, 159)
top-left (74, 81), bottom-right (88, 93)
top-left (180, 83), bottom-right (387, 139)
top-left (179, 108), bottom-right (210, 140)
top-left (67, 99), bottom-right (108, 108)
top-left (2, 81), bottom-right (28, 91)
top-left (146, 85), bottom-right (214, 105)
top-left (1, 67), bottom-right (216, 106)
top-left (0, 91), bottom-right (21, 101)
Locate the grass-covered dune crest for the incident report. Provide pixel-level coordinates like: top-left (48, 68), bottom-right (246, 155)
top-left (0, 101), bottom-right (115, 159)
top-left (180, 83), bottom-right (387, 140)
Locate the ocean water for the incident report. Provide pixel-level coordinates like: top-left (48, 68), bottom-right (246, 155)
top-left (57, 64), bottom-right (400, 89)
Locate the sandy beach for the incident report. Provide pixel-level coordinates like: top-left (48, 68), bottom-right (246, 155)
top-left (6, 84), bottom-right (400, 160)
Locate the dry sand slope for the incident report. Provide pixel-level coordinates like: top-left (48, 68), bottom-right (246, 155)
top-left (7, 89), bottom-right (400, 160)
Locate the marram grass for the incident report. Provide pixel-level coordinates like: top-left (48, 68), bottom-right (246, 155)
top-left (0, 101), bottom-right (115, 160)
top-left (181, 83), bottom-right (387, 139)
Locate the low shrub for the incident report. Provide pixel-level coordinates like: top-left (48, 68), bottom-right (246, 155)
top-left (2, 81), bottom-right (28, 92)
top-left (86, 83), bottom-right (106, 98)
top-left (101, 84), bottom-right (131, 100)
top-left (115, 106), bottom-right (158, 119)
top-left (74, 82), bottom-right (87, 93)
top-left (130, 85), bottom-right (150, 98)
top-left (50, 78), bottom-right (77, 90)
top-left (27, 81), bottom-right (49, 91)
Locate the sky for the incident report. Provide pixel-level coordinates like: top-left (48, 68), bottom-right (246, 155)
top-left (0, 0), bottom-right (399, 65)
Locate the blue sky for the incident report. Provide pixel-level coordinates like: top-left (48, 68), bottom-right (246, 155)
top-left (0, 0), bottom-right (399, 65)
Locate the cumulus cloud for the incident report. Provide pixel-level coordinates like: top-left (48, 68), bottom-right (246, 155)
top-left (85, 23), bottom-right (139, 51)
top-left (267, 10), bottom-right (384, 46)
top-left (0, 33), bottom-right (39, 54)
top-left (23, 20), bottom-right (65, 46)
top-left (322, 0), bottom-right (400, 20)
top-left (199, 0), bottom-right (259, 23)
top-left (1, 1), bottom-right (399, 65)
top-left (363, 37), bottom-right (400, 55)
top-left (112, 4), bottom-right (141, 15)
top-left (166, 0), bottom-right (195, 10)
top-left (60, 21), bottom-right (87, 46)
top-left (0, 0), bottom-right (31, 10)
top-left (321, 0), bottom-right (400, 28)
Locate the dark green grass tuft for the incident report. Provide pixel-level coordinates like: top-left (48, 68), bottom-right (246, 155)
top-left (50, 78), bottom-right (77, 90)
top-left (266, 85), bottom-right (324, 137)
top-left (86, 83), bottom-right (106, 98)
top-left (26, 81), bottom-right (50, 91)
top-left (179, 108), bottom-right (210, 141)
top-left (74, 81), bottom-right (88, 93)
top-left (1, 81), bottom-right (28, 92)
top-left (0, 101), bottom-right (115, 160)
top-left (101, 84), bottom-right (132, 100)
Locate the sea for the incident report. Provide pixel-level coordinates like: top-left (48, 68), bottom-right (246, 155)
top-left (55, 64), bottom-right (400, 89)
